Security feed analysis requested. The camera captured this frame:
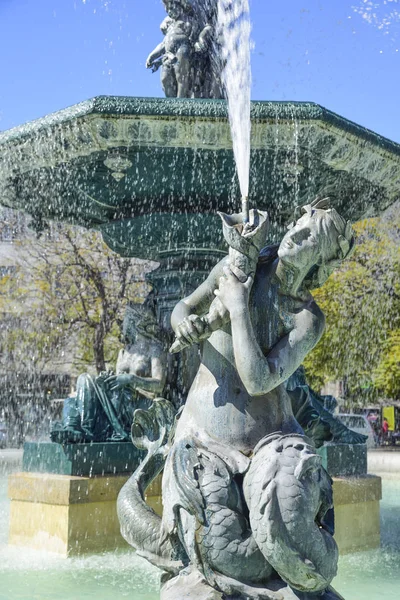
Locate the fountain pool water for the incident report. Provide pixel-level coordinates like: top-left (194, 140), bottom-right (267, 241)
top-left (0, 453), bottom-right (160, 600)
top-left (0, 452), bottom-right (399, 600)
top-left (334, 477), bottom-right (400, 599)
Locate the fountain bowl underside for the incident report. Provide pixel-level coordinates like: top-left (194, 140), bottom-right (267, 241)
top-left (1, 97), bottom-right (399, 259)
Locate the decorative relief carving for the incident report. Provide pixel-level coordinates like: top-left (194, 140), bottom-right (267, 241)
top-left (1, 100), bottom-right (400, 211)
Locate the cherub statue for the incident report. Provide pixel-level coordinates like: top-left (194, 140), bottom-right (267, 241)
top-left (50, 301), bottom-right (167, 443)
top-left (146, 0), bottom-right (222, 98)
top-left (118, 198), bottom-right (355, 600)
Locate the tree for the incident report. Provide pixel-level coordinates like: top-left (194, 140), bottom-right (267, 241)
top-left (0, 210), bottom-right (152, 443)
top-left (304, 206), bottom-right (400, 402)
top-left (1, 219), bottom-right (152, 374)
top-left (373, 329), bottom-right (400, 399)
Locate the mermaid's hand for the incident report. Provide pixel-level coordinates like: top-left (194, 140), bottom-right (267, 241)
top-left (174, 314), bottom-right (206, 346)
top-left (214, 267), bottom-right (253, 315)
top-left (169, 314), bottom-right (209, 354)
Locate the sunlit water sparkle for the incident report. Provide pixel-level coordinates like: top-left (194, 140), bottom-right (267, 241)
top-left (352, 0), bottom-right (400, 37)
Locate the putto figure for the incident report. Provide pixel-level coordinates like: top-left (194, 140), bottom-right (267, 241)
top-left (146, 0), bottom-right (223, 98)
top-left (118, 199), bottom-right (355, 600)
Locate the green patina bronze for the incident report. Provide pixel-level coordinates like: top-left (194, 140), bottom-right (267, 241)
top-left (1, 96), bottom-right (399, 259)
top-left (22, 441), bottom-right (142, 476)
top-left (316, 444), bottom-right (367, 478)
top-left (1, 95), bottom-right (392, 598)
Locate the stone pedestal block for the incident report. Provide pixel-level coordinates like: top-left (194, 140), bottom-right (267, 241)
top-left (22, 441), bottom-right (143, 476)
top-left (332, 475), bottom-right (382, 554)
top-left (315, 445), bottom-right (380, 553)
top-left (317, 444), bottom-right (367, 477)
top-left (8, 471), bottom-right (162, 556)
top-left (8, 469), bottom-right (380, 557)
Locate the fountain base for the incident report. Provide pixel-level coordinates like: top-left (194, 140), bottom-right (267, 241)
top-left (317, 443), bottom-right (367, 477)
top-left (7, 471), bottom-right (162, 556)
top-left (333, 474), bottom-right (382, 554)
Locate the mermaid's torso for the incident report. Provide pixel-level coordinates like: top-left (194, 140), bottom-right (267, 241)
top-left (117, 347), bottom-right (152, 379)
top-left (175, 262), bottom-right (316, 454)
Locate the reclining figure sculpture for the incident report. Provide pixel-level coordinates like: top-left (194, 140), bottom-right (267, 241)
top-left (51, 302), bottom-right (167, 443)
top-left (118, 198), bottom-right (355, 600)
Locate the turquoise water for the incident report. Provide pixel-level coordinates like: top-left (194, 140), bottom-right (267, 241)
top-left (0, 461), bottom-right (160, 600)
top-left (333, 478), bottom-right (400, 600)
top-left (0, 461), bottom-right (399, 600)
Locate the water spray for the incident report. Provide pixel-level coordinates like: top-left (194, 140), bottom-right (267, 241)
top-left (242, 195), bottom-right (249, 223)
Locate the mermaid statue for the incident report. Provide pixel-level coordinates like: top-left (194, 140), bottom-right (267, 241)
top-left (51, 301), bottom-right (167, 443)
top-left (118, 198), bottom-right (354, 599)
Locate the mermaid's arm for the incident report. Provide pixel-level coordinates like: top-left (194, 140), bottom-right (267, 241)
top-left (171, 256), bottom-right (229, 343)
top-left (214, 267), bottom-right (325, 395)
top-left (229, 301), bottom-right (325, 396)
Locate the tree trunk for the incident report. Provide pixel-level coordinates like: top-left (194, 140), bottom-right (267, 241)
top-left (94, 322), bottom-right (106, 373)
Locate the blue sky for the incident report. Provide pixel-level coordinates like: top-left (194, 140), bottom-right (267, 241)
top-left (1, 0), bottom-right (400, 142)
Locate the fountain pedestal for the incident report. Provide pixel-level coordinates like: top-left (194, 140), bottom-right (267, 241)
top-left (317, 443), bottom-right (382, 553)
top-left (22, 441), bottom-right (142, 476)
top-left (7, 470), bottom-right (162, 556)
top-left (333, 475), bottom-right (382, 554)
top-left (9, 444), bottom-right (381, 557)
top-left (8, 471), bottom-right (129, 555)
top-left (7, 441), bottom-right (158, 556)
top-left (318, 443), bottom-right (367, 477)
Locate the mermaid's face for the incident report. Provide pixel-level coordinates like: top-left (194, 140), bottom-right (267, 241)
top-left (278, 212), bottom-right (322, 272)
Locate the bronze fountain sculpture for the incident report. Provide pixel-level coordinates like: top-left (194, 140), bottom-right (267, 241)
top-left (146, 0), bottom-right (222, 99)
top-left (2, 0), bottom-right (394, 590)
top-left (117, 198), bottom-right (354, 600)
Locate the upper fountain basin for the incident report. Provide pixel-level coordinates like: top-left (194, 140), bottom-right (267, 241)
top-left (0, 96), bottom-right (399, 259)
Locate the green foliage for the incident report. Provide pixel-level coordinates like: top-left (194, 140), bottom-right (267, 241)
top-left (0, 218), bottom-right (150, 380)
top-left (304, 209), bottom-right (400, 402)
top-left (373, 329), bottom-right (400, 398)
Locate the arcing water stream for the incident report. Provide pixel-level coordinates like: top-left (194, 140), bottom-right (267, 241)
top-left (216, 0), bottom-right (252, 218)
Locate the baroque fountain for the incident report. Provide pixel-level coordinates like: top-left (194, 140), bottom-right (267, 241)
top-left (1, 1), bottom-right (400, 599)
